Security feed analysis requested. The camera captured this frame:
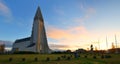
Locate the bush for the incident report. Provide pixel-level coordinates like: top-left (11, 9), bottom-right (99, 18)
top-left (61, 55), bottom-right (66, 58)
top-left (105, 55), bottom-right (112, 58)
top-left (101, 55), bottom-right (104, 59)
top-left (84, 55), bottom-right (87, 58)
top-left (13, 51), bottom-right (37, 54)
top-left (9, 57), bottom-right (12, 62)
top-left (67, 56), bottom-right (71, 60)
top-left (56, 57), bottom-right (61, 61)
top-left (22, 58), bottom-right (25, 61)
top-left (34, 57), bottom-right (38, 61)
top-left (46, 57), bottom-right (50, 61)
top-left (93, 56), bottom-right (97, 59)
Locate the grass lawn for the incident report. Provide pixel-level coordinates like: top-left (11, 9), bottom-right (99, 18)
top-left (0, 54), bottom-right (120, 64)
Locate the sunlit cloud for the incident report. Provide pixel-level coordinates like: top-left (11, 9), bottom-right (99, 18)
top-left (49, 44), bottom-right (71, 50)
top-left (47, 25), bottom-right (91, 50)
top-left (47, 24), bottom-right (120, 51)
top-left (46, 1), bottom-right (120, 51)
top-left (46, 4), bottom-right (97, 51)
top-left (47, 25), bottom-right (89, 40)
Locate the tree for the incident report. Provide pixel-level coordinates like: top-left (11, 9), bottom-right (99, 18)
top-left (112, 42), bottom-right (115, 49)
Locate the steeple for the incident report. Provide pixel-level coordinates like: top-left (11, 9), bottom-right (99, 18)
top-left (12, 6), bottom-right (51, 54)
top-left (32, 6), bottom-right (51, 53)
top-left (34, 6), bottom-right (43, 21)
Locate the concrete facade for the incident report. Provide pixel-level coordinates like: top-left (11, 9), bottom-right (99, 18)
top-left (12, 7), bottom-right (51, 54)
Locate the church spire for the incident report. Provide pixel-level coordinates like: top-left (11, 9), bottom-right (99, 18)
top-left (34, 6), bottom-right (43, 21)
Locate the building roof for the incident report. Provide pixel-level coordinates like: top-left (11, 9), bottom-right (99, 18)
top-left (27, 43), bottom-right (35, 48)
top-left (14, 37), bottom-right (31, 43)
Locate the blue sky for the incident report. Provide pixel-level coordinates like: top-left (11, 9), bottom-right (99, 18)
top-left (0, 0), bottom-right (120, 50)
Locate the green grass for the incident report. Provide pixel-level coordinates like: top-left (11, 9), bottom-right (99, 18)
top-left (0, 54), bottom-right (120, 64)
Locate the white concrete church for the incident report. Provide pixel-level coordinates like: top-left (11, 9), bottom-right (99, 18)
top-left (12, 7), bottom-right (51, 54)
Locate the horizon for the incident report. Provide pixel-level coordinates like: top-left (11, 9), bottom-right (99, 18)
top-left (0, 0), bottom-right (120, 51)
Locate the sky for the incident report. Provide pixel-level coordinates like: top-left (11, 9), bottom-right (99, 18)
top-left (0, 0), bottom-right (120, 51)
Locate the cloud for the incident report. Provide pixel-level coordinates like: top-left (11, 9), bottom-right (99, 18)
top-left (85, 7), bottom-right (96, 18)
top-left (72, 8), bottom-right (96, 26)
top-left (87, 7), bottom-right (96, 14)
top-left (49, 44), bottom-right (71, 50)
top-left (76, 1), bottom-right (96, 22)
top-left (53, 6), bottom-right (65, 16)
top-left (47, 5), bottom-right (96, 50)
top-left (0, 2), bottom-right (9, 15)
top-left (47, 25), bottom-right (89, 40)
top-left (47, 25), bottom-right (91, 50)
top-left (47, 2), bottom-right (97, 50)
top-left (0, 40), bottom-right (13, 47)
top-left (80, 4), bottom-right (84, 10)
top-left (73, 18), bottom-right (85, 26)
top-left (47, 26), bottom-right (73, 40)
top-left (46, 7), bottom-right (96, 50)
top-left (0, 0), bottom-right (13, 22)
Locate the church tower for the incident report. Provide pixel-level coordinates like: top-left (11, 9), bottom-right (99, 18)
top-left (12, 6), bottom-right (51, 54)
top-left (31, 6), bottom-right (51, 53)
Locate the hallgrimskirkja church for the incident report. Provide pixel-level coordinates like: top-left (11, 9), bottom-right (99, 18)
top-left (12, 7), bottom-right (51, 53)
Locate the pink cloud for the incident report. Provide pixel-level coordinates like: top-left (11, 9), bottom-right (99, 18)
top-left (46, 25), bottom-right (91, 50)
top-left (47, 6), bottom-right (96, 48)
top-left (47, 25), bottom-right (120, 50)
top-left (77, 2), bottom-right (96, 21)
top-left (85, 7), bottom-right (96, 19)
top-left (0, 0), bottom-right (13, 22)
top-left (49, 44), bottom-right (71, 50)
top-left (47, 26), bottom-right (89, 40)
top-left (0, 1), bottom-right (10, 15)
top-left (80, 3), bottom-right (84, 10)
top-left (47, 3), bottom-right (97, 50)
top-left (47, 26), bottom-right (73, 40)
top-left (87, 7), bottom-right (96, 14)
top-left (73, 6), bottom-right (96, 26)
